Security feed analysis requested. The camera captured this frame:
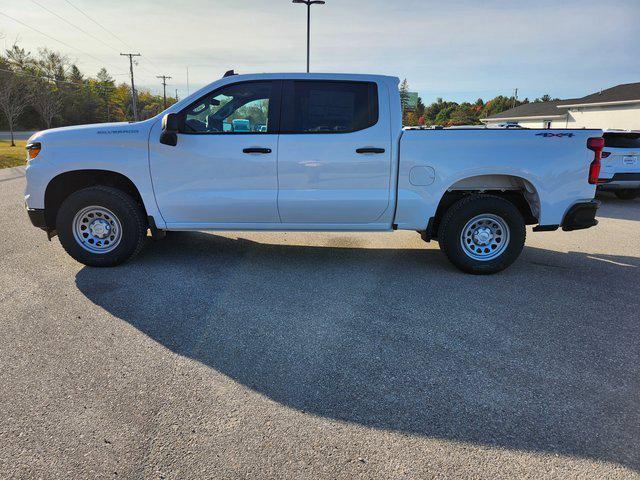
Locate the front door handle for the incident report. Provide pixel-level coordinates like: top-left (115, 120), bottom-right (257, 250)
top-left (356, 147), bottom-right (385, 154)
top-left (243, 147), bottom-right (272, 154)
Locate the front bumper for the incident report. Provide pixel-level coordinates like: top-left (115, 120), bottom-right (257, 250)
top-left (27, 208), bottom-right (47, 230)
top-left (561, 200), bottom-right (599, 232)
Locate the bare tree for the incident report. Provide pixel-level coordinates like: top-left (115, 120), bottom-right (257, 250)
top-left (0, 73), bottom-right (29, 146)
top-left (31, 79), bottom-right (60, 129)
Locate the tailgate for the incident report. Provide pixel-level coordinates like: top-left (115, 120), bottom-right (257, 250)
top-left (602, 148), bottom-right (640, 177)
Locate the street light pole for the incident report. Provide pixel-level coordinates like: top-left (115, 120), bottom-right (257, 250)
top-left (306, 3), bottom-right (310, 73)
top-left (292, 0), bottom-right (325, 73)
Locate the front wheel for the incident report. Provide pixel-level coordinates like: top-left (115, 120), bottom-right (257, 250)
top-left (56, 186), bottom-right (147, 267)
top-left (437, 195), bottom-right (526, 274)
top-left (613, 189), bottom-right (639, 200)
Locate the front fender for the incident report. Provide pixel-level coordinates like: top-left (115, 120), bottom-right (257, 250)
top-left (24, 119), bottom-right (166, 228)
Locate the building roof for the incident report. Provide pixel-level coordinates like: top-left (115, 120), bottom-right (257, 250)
top-left (558, 82), bottom-right (640, 107)
top-left (484, 100), bottom-right (570, 120)
top-left (484, 82), bottom-right (640, 121)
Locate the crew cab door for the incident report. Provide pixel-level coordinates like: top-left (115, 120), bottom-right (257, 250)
top-left (149, 80), bottom-right (281, 226)
top-left (277, 80), bottom-right (392, 224)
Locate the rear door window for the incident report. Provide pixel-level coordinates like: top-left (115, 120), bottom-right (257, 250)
top-left (282, 81), bottom-right (378, 133)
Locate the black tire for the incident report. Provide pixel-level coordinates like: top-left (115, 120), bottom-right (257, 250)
top-left (437, 194), bottom-right (526, 274)
top-left (56, 186), bottom-right (147, 267)
top-left (614, 189), bottom-right (639, 200)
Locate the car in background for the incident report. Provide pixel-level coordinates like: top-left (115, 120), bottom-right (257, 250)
top-left (403, 125), bottom-right (444, 130)
top-left (598, 130), bottom-right (640, 199)
top-left (494, 122), bottom-right (524, 129)
top-left (232, 119), bottom-right (251, 132)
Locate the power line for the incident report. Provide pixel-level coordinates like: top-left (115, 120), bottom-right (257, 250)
top-left (61, 0), bottom-right (134, 51)
top-left (60, 0), bottom-right (164, 76)
top-left (0, 10), bottom-right (126, 75)
top-left (24, 0), bottom-right (158, 85)
top-left (0, 67), bottom-right (115, 91)
top-left (28, 0), bottom-right (120, 53)
top-left (1, 66), bottom-right (170, 106)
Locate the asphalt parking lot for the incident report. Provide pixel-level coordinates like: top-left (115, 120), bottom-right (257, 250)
top-left (1, 166), bottom-right (639, 479)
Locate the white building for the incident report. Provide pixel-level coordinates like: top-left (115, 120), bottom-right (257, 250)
top-left (482, 82), bottom-right (640, 130)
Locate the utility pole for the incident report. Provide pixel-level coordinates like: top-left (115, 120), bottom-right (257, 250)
top-left (512, 88), bottom-right (518, 108)
top-left (292, 0), bottom-right (325, 73)
top-left (120, 53), bottom-right (141, 121)
top-left (156, 74), bottom-right (172, 109)
top-left (175, 89), bottom-right (178, 101)
top-left (104, 87), bottom-right (111, 121)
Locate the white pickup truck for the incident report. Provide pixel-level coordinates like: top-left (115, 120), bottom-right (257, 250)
top-left (597, 130), bottom-right (640, 199)
top-left (24, 72), bottom-right (604, 274)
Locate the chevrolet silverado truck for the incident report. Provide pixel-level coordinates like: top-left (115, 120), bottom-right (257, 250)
top-left (24, 72), bottom-right (604, 274)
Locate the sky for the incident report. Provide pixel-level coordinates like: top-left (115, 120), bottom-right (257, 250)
top-left (1, 0), bottom-right (639, 104)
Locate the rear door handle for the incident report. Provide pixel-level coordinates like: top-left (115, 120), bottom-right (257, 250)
top-left (243, 147), bottom-right (272, 154)
top-left (356, 147), bottom-right (385, 154)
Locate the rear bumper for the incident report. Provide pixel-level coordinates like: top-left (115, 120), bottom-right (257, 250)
top-left (27, 208), bottom-right (47, 230)
top-left (561, 200), bottom-right (599, 231)
top-left (597, 173), bottom-right (640, 190)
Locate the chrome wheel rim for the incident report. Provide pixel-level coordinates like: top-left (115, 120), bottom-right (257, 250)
top-left (460, 214), bottom-right (510, 261)
top-left (72, 206), bottom-right (122, 254)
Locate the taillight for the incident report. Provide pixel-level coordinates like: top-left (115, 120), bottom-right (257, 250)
top-left (601, 151), bottom-right (611, 158)
top-left (587, 137), bottom-right (605, 185)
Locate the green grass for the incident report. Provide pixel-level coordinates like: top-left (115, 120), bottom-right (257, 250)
top-left (0, 140), bottom-right (27, 169)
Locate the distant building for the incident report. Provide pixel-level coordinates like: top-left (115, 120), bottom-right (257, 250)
top-left (481, 82), bottom-right (640, 130)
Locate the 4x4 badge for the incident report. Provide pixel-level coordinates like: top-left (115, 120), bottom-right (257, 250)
top-left (535, 132), bottom-right (575, 138)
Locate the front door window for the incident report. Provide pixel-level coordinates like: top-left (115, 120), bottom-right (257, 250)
top-left (182, 81), bottom-right (273, 134)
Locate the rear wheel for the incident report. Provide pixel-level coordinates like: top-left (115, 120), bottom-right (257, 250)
top-left (614, 189), bottom-right (640, 200)
top-left (438, 194), bottom-right (526, 274)
top-left (56, 186), bottom-right (147, 267)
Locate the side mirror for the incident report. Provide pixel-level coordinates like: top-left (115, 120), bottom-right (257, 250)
top-left (160, 113), bottom-right (179, 146)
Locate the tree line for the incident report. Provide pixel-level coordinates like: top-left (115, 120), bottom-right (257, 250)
top-left (399, 78), bottom-right (557, 127)
top-left (0, 44), bottom-right (558, 146)
top-left (0, 45), bottom-right (175, 145)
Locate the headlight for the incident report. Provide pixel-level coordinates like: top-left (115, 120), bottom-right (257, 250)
top-left (26, 142), bottom-right (41, 161)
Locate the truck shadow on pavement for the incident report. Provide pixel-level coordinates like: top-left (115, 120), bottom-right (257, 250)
top-left (75, 232), bottom-right (640, 471)
top-left (596, 192), bottom-right (640, 221)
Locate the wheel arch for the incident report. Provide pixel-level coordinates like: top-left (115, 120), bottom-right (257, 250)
top-left (425, 174), bottom-right (541, 241)
top-left (44, 170), bottom-right (147, 229)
